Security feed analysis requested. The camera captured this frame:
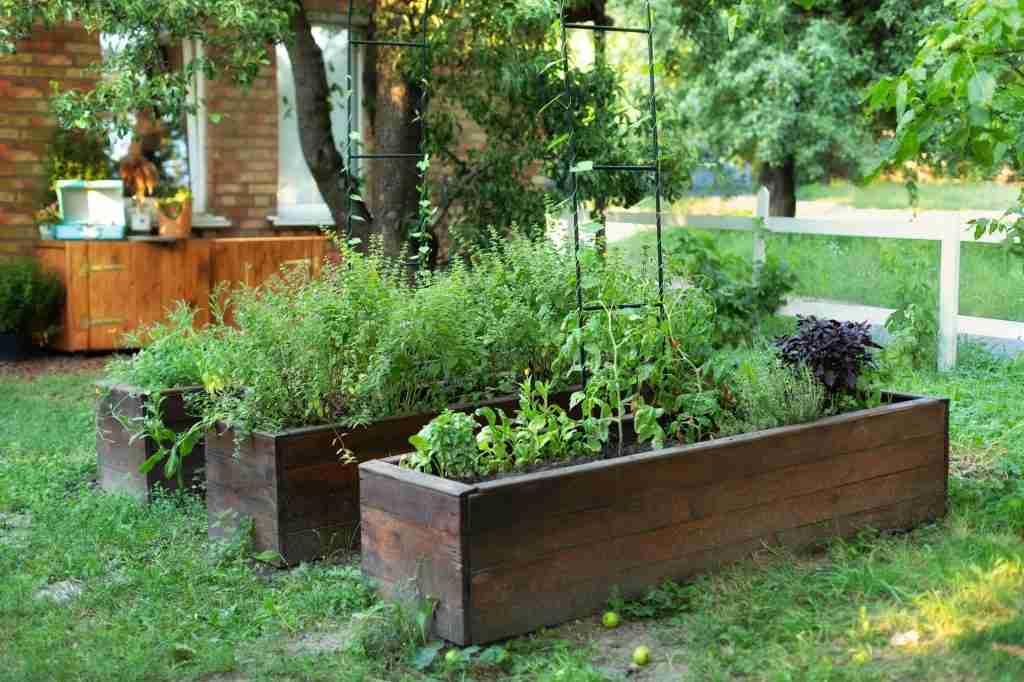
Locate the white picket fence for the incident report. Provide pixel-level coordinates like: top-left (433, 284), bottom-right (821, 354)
top-left (606, 187), bottom-right (1024, 371)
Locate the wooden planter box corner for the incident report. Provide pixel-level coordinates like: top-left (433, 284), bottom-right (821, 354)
top-left (359, 394), bottom-right (950, 645)
top-left (205, 389), bottom-right (578, 565)
top-left (96, 383), bottom-right (206, 501)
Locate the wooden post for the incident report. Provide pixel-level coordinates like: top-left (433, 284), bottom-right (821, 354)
top-left (938, 220), bottom-right (961, 372)
top-left (754, 186), bottom-right (769, 283)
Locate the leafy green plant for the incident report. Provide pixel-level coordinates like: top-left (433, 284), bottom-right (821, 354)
top-left (880, 245), bottom-right (938, 370)
top-left (39, 128), bottom-right (112, 205)
top-left (404, 410), bottom-right (479, 481)
top-left (667, 230), bottom-right (796, 347)
top-left (0, 257), bottom-right (63, 340)
top-left (104, 302), bottom-right (210, 391)
top-left (717, 348), bottom-right (828, 436)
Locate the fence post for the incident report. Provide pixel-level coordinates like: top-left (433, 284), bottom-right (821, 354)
top-left (754, 186), bottom-right (769, 283)
top-left (938, 220), bottom-right (961, 371)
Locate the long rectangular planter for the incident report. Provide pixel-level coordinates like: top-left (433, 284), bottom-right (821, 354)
top-left (205, 388), bottom-right (579, 565)
top-left (96, 383), bottom-right (206, 502)
top-left (359, 393), bottom-right (949, 645)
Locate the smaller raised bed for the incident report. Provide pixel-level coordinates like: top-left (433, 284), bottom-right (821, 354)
top-left (205, 388), bottom-right (578, 565)
top-left (96, 383), bottom-right (206, 501)
top-left (360, 393), bottom-right (949, 645)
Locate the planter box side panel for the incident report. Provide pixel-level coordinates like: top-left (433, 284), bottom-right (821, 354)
top-left (96, 389), bottom-right (149, 501)
top-left (462, 398), bottom-right (949, 643)
top-left (97, 387), bottom-right (206, 501)
top-left (277, 428), bottom-right (364, 563)
top-left (205, 430), bottom-right (281, 557)
top-left (360, 465), bottom-right (471, 644)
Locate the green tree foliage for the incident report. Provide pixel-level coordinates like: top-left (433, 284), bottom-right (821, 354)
top-left (2, 0), bottom-right (685, 259)
top-left (869, 0), bottom-right (1024, 249)
top-left (640, 0), bottom-right (942, 215)
top-left (427, 0), bottom-right (689, 250)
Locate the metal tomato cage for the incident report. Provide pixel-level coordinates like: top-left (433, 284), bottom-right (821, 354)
top-left (342, 1), bottom-right (667, 382)
top-left (559, 0), bottom-right (666, 382)
top-left (345, 1), bottom-right (431, 250)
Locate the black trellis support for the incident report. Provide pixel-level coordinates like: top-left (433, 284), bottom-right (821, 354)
top-left (346, 2), bottom-right (432, 249)
top-left (559, 0), bottom-right (666, 385)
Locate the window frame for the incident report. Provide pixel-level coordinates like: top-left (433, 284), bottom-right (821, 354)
top-left (271, 21), bottom-right (363, 227)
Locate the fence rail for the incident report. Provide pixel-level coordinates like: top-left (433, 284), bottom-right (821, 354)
top-left (606, 187), bottom-right (1024, 371)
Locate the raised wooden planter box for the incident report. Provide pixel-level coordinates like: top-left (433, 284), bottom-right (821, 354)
top-left (205, 389), bottom-right (578, 565)
top-left (96, 383), bottom-right (206, 501)
top-left (359, 393), bottom-right (949, 645)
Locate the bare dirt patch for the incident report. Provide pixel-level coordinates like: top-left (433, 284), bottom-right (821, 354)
top-left (0, 351), bottom-right (117, 380)
top-left (560, 618), bottom-right (692, 680)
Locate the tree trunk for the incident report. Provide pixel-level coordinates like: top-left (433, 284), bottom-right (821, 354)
top-left (284, 6), bottom-right (371, 244)
top-left (363, 0), bottom-right (425, 259)
top-left (758, 157), bottom-right (797, 217)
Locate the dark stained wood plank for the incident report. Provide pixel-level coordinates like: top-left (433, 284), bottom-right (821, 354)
top-left (360, 466), bottom-right (471, 535)
top-left (361, 505), bottom-right (466, 610)
top-left (466, 399), bottom-right (947, 532)
top-left (467, 433), bottom-right (944, 570)
top-left (466, 492), bottom-right (947, 644)
top-left (468, 463), bottom-right (946, 608)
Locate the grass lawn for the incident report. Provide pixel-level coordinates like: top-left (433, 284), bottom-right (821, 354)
top-left (796, 180), bottom-right (1020, 212)
top-left (3, 351), bottom-right (1024, 681)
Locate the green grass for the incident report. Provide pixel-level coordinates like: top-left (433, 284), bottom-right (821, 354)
top-left (614, 227), bottom-right (1024, 321)
top-left (4, 350), bottom-right (1024, 680)
top-left (797, 180), bottom-right (1020, 211)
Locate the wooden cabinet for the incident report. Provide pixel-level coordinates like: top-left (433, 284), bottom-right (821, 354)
top-left (37, 236), bottom-right (327, 352)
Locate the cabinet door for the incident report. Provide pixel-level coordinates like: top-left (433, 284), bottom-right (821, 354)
top-left (210, 238), bottom-right (324, 324)
top-left (85, 242), bottom-right (136, 349)
top-left (131, 240), bottom-right (212, 334)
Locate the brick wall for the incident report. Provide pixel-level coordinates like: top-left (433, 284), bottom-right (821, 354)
top-left (0, 25), bottom-right (101, 257)
top-left (205, 61), bottom-right (279, 231)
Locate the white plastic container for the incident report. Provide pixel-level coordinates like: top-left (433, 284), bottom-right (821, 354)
top-left (54, 179), bottom-right (126, 240)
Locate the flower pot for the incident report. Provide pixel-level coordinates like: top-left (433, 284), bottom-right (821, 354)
top-left (205, 387), bottom-right (579, 565)
top-left (157, 198), bottom-right (192, 238)
top-left (96, 383), bottom-right (206, 501)
top-left (359, 393), bottom-right (950, 645)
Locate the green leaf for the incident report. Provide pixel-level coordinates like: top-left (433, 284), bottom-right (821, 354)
top-left (895, 80), bottom-right (909, 121)
top-left (570, 160), bottom-right (594, 174)
top-left (411, 641), bottom-right (444, 671)
top-left (968, 71), bottom-right (997, 108)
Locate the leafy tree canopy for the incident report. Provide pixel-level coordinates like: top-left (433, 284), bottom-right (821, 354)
top-left (638, 0), bottom-right (943, 215)
top-left (868, 0), bottom-right (1024, 251)
top-left (1, 0), bottom-right (686, 256)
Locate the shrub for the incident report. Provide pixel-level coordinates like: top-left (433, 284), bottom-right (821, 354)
top-left (717, 348), bottom-right (828, 436)
top-left (775, 316), bottom-right (881, 401)
top-left (666, 230), bottom-right (796, 347)
top-left (0, 258), bottom-right (63, 339)
top-left (104, 302), bottom-right (211, 391)
top-left (194, 236), bottom-right (583, 435)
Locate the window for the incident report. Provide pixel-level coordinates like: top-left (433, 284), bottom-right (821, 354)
top-left (275, 26), bottom-right (358, 225)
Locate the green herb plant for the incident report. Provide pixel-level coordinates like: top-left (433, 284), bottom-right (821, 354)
top-left (0, 257), bottom-right (63, 341)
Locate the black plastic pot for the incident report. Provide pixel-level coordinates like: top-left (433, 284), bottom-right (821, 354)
top-left (0, 333), bottom-right (30, 362)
